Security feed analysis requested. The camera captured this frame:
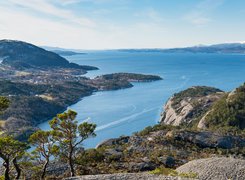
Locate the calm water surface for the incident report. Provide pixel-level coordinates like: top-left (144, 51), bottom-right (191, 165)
top-left (39, 51), bottom-right (245, 148)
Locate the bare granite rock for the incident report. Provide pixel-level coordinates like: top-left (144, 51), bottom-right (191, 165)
top-left (176, 157), bottom-right (245, 180)
top-left (65, 173), bottom-right (184, 180)
top-left (160, 97), bottom-right (194, 126)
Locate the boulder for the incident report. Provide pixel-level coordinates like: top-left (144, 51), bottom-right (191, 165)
top-left (163, 156), bottom-right (175, 168)
top-left (128, 162), bottom-right (156, 172)
top-left (96, 136), bottom-right (129, 149)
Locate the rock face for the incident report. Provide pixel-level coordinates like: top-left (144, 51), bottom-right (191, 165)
top-left (176, 157), bottom-right (245, 180)
top-left (160, 86), bottom-right (224, 126)
top-left (160, 97), bottom-right (193, 126)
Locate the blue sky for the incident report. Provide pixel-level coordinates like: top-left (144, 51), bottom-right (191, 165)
top-left (0, 0), bottom-right (245, 49)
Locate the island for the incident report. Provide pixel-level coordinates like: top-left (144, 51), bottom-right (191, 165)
top-left (52, 50), bottom-right (87, 56)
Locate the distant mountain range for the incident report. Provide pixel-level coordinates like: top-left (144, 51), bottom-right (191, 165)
top-left (164, 43), bottom-right (245, 53)
top-left (118, 43), bottom-right (245, 54)
top-left (43, 42), bottom-right (245, 54)
top-left (42, 46), bottom-right (87, 56)
top-left (0, 40), bottom-right (97, 70)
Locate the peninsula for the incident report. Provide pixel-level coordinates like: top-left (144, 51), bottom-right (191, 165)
top-left (0, 40), bottom-right (162, 141)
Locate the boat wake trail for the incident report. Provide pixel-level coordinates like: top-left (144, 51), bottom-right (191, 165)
top-left (96, 107), bottom-right (156, 132)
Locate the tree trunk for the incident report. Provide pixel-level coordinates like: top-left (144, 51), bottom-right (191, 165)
top-left (69, 150), bottom-right (75, 177)
top-left (41, 159), bottom-right (49, 179)
top-left (3, 160), bottom-right (10, 180)
top-left (69, 156), bottom-right (75, 177)
top-left (13, 157), bottom-right (21, 179)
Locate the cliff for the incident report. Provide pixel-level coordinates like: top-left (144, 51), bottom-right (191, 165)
top-left (159, 86), bottom-right (224, 126)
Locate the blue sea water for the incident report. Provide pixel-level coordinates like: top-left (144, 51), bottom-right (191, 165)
top-left (38, 51), bottom-right (245, 148)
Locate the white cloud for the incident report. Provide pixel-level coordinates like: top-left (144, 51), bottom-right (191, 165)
top-left (0, 0), bottom-right (170, 49)
top-left (7, 0), bottom-right (95, 27)
top-left (1, 0), bottom-right (239, 49)
top-left (184, 0), bottom-right (224, 26)
top-left (0, 4), bottom-right (103, 48)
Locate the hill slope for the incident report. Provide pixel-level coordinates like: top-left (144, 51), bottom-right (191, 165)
top-left (0, 40), bottom-right (97, 70)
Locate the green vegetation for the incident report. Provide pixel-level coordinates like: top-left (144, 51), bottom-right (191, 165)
top-left (205, 83), bottom-right (245, 135)
top-left (149, 166), bottom-right (178, 176)
top-left (135, 124), bottom-right (179, 136)
top-left (49, 110), bottom-right (96, 177)
top-left (97, 73), bottom-right (162, 81)
top-left (149, 166), bottom-right (198, 178)
top-left (29, 130), bottom-right (59, 179)
top-left (0, 96), bottom-right (9, 114)
top-left (172, 86), bottom-right (222, 108)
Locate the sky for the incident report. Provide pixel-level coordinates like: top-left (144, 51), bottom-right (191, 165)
top-left (0, 0), bottom-right (245, 49)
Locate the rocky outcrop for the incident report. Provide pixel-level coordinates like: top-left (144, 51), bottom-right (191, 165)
top-left (160, 86), bottom-right (224, 127)
top-left (160, 97), bottom-right (193, 126)
top-left (174, 131), bottom-right (245, 149)
top-left (96, 136), bottom-right (130, 148)
top-left (176, 157), bottom-right (245, 180)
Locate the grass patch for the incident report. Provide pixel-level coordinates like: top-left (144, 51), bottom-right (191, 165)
top-left (149, 166), bottom-right (198, 178)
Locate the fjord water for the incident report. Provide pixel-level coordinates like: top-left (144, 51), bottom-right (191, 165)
top-left (39, 51), bottom-right (245, 148)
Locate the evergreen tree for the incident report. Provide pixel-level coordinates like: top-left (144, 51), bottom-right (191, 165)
top-left (49, 110), bottom-right (96, 177)
top-left (29, 130), bottom-right (59, 179)
top-left (0, 136), bottom-right (27, 180)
